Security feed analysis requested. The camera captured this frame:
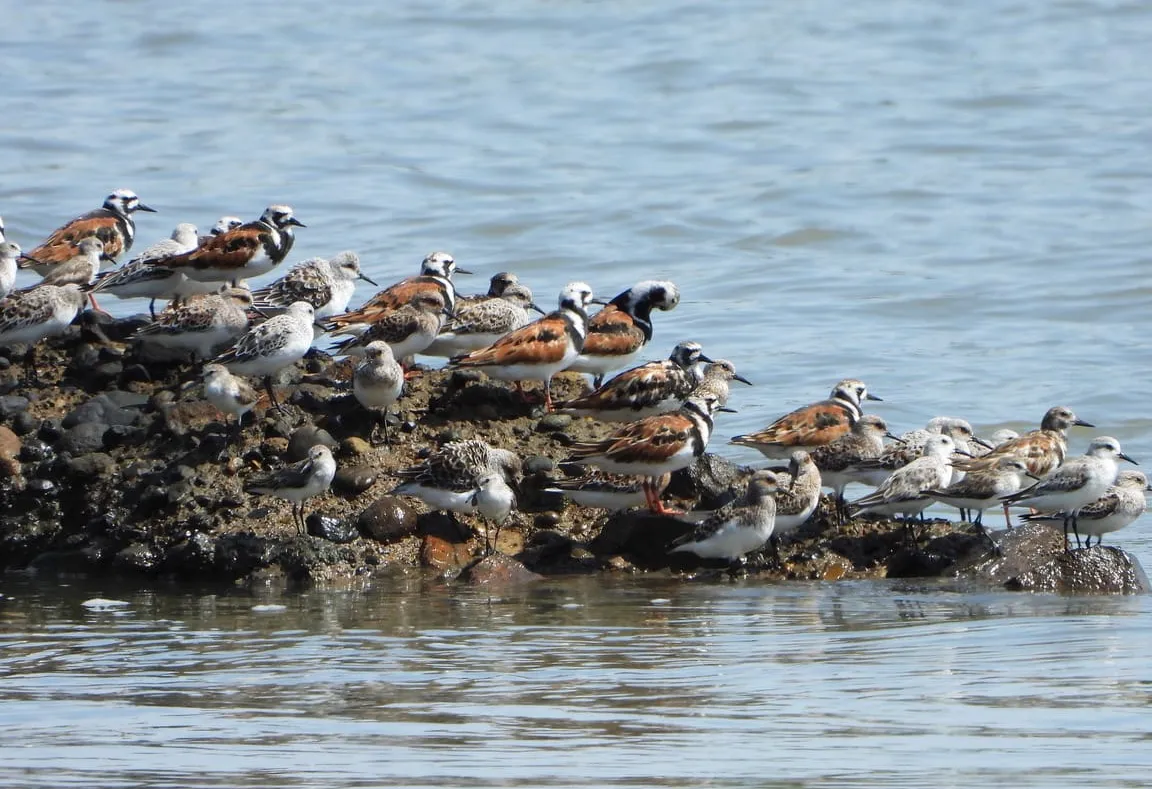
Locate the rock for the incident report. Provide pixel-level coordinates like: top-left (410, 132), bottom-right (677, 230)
top-left (103, 424), bottom-right (148, 449)
top-left (535, 413), bottom-right (572, 433)
top-left (588, 510), bottom-right (694, 569)
top-left (37, 420), bottom-right (63, 444)
top-left (358, 496), bottom-right (419, 543)
top-left (955, 521), bottom-right (1150, 593)
top-left (63, 392), bottom-right (147, 429)
top-left (436, 428), bottom-right (463, 444)
top-left (0, 425), bottom-right (21, 478)
top-left (667, 453), bottom-right (753, 510)
top-left (19, 439), bottom-right (53, 463)
top-left (166, 532), bottom-right (217, 576)
top-left (214, 532), bottom-right (275, 578)
top-left (306, 514), bottom-right (359, 543)
top-left (458, 553), bottom-right (543, 585)
top-left (420, 514), bottom-right (474, 570)
top-left (524, 455), bottom-right (555, 475)
top-left (332, 465), bottom-right (378, 495)
top-left (341, 437), bottom-right (372, 457)
top-left (11, 411), bottom-right (37, 436)
top-left (60, 422), bottom-right (109, 455)
top-left (287, 425), bottom-right (338, 461)
top-left (114, 542), bottom-right (161, 574)
top-left (25, 478), bottom-right (58, 496)
top-left (67, 453), bottom-right (117, 478)
top-left (0, 395), bottom-right (30, 420)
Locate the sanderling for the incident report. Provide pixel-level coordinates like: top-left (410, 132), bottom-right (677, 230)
top-left (469, 471), bottom-right (519, 554)
top-left (558, 340), bottom-right (712, 422)
top-left (158, 205), bottom-right (304, 283)
top-left (36, 237), bottom-right (106, 289)
top-left (24, 188), bottom-right (155, 271)
top-left (926, 456), bottom-right (1038, 527)
top-left (669, 470), bottom-right (779, 565)
top-left (0, 242), bottom-right (36, 300)
top-left (331, 291), bottom-right (450, 362)
top-left (689, 359), bottom-right (753, 408)
top-left (850, 433), bottom-right (958, 524)
top-left (455, 271), bottom-right (528, 310)
top-left (811, 414), bottom-right (896, 521)
top-left (1002, 436), bottom-right (1137, 543)
top-left (770, 450), bottom-right (822, 536)
top-left (446, 282), bottom-right (600, 411)
top-left (90, 223), bottom-right (208, 316)
top-left (568, 280), bottom-right (680, 387)
top-left (392, 439), bottom-right (523, 515)
top-left (422, 280), bottom-right (539, 358)
top-left (212, 300), bottom-right (317, 414)
top-left (134, 286), bottom-right (254, 361)
top-left (0, 283), bottom-right (88, 381)
top-left (250, 251), bottom-right (377, 319)
top-left (201, 363), bottom-right (260, 431)
top-left (352, 340), bottom-right (404, 445)
top-left (954, 406), bottom-right (1092, 478)
top-left (543, 470), bottom-right (655, 511)
top-left (848, 416), bottom-right (986, 488)
top-left (245, 445), bottom-right (336, 534)
top-left (730, 378), bottom-right (881, 459)
top-left (1022, 470), bottom-right (1150, 548)
top-left (324, 251), bottom-right (469, 335)
top-left (200, 216), bottom-right (244, 245)
top-left (566, 391), bottom-right (729, 514)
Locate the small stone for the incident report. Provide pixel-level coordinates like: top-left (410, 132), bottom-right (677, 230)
top-left (420, 534), bottom-right (474, 570)
top-left (474, 404), bottom-right (500, 421)
top-left (60, 422), bottom-right (109, 455)
top-left (458, 553), bottom-right (543, 585)
top-left (437, 428), bottom-right (463, 444)
top-left (536, 413), bottom-right (572, 433)
top-left (103, 424), bottom-right (147, 448)
top-left (37, 420), bottom-right (63, 444)
top-left (26, 478), bottom-right (57, 496)
top-left (11, 411), bottom-right (37, 436)
top-left (450, 369), bottom-right (485, 387)
top-left (119, 363), bottom-right (152, 384)
top-left (19, 439), bottom-right (53, 463)
top-left (306, 513), bottom-right (359, 543)
top-left (333, 465), bottom-right (378, 495)
top-left (287, 425), bottom-right (338, 461)
top-left (63, 392), bottom-right (145, 429)
top-left (550, 432), bottom-right (575, 446)
top-left (67, 453), bottom-right (117, 478)
top-left (0, 395), bottom-right (30, 420)
top-left (534, 511), bottom-right (562, 529)
top-left (260, 438), bottom-right (289, 457)
top-left (524, 455), bottom-right (555, 475)
top-left (114, 542), bottom-right (160, 573)
top-left (358, 495), bottom-right (419, 543)
top-left (341, 437), bottom-right (372, 457)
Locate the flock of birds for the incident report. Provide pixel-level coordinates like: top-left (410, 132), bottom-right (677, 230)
top-left (0, 189), bottom-right (1147, 567)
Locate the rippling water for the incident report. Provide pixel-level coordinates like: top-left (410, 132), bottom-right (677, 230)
top-left (2, 1), bottom-right (1152, 783)
top-left (3, 576), bottom-right (1152, 788)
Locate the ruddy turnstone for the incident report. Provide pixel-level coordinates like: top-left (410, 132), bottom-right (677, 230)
top-left (24, 188), bottom-right (156, 270)
top-left (90, 223), bottom-right (207, 316)
top-left (1002, 436), bottom-right (1137, 543)
top-left (422, 280), bottom-right (540, 358)
top-left (0, 283), bottom-right (88, 381)
top-left (324, 251), bottom-right (468, 335)
top-left (971, 428), bottom-right (1020, 457)
top-left (847, 417), bottom-right (987, 488)
top-left (352, 340), bottom-right (404, 445)
top-left (850, 433), bottom-right (958, 523)
top-left (925, 456), bottom-right (1039, 527)
top-left (201, 216), bottom-right (244, 244)
top-left (134, 286), bottom-right (254, 361)
top-left (36, 237), bottom-right (106, 289)
top-left (212, 300), bottom-right (317, 414)
top-left (568, 280), bottom-right (681, 386)
top-left (543, 470), bottom-right (654, 511)
top-left (445, 281), bottom-right (599, 411)
top-left (201, 363), bottom-right (259, 431)
top-left (1022, 470), bottom-right (1150, 548)
top-left (565, 390), bottom-right (728, 514)
top-left (331, 290), bottom-right (450, 362)
top-left (250, 251), bottom-right (377, 319)
top-left (557, 340), bottom-right (712, 422)
top-left (811, 414), bottom-right (896, 521)
top-left (689, 359), bottom-right (752, 408)
top-left (157, 205), bottom-right (304, 284)
top-left (392, 439), bottom-right (523, 515)
top-left (245, 445), bottom-right (336, 535)
top-left (730, 378), bottom-right (881, 459)
top-left (953, 406), bottom-right (1092, 478)
top-left (669, 469), bottom-right (779, 565)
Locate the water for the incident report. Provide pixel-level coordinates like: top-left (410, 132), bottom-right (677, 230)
top-left (3, 576), bottom-right (1152, 788)
top-left (3, 0), bottom-right (1152, 783)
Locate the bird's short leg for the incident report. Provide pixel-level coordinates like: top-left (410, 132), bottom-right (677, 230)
top-left (264, 376), bottom-right (288, 416)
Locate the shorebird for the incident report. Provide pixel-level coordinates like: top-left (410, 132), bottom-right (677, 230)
top-left (850, 433), bottom-right (959, 525)
top-left (0, 284), bottom-right (88, 382)
top-left (1022, 470), bottom-right (1151, 548)
top-left (250, 251), bottom-right (377, 319)
top-left (392, 439), bottom-right (523, 516)
top-left (212, 300), bottom-right (317, 414)
top-left (810, 414), bottom-right (896, 523)
top-left (245, 445), bottom-right (336, 535)
top-left (953, 405), bottom-right (1093, 478)
top-left (669, 470), bottom-right (780, 566)
top-left (324, 251), bottom-right (468, 335)
top-left (331, 291), bottom-right (450, 363)
top-left (0, 242), bottom-right (37, 300)
top-left (422, 280), bottom-right (540, 358)
top-left (730, 378), bottom-right (881, 459)
top-left (352, 340), bottom-right (404, 445)
top-left (25, 188), bottom-right (156, 270)
top-left (90, 223), bottom-right (203, 316)
top-left (688, 359), bottom-right (752, 408)
top-left (133, 286), bottom-right (254, 361)
top-left (469, 472), bottom-right (518, 555)
top-left (925, 456), bottom-right (1039, 527)
top-left (201, 363), bottom-right (260, 432)
top-left (568, 280), bottom-right (681, 386)
top-left (156, 205), bottom-right (304, 284)
top-left (543, 470), bottom-right (654, 511)
top-left (445, 282), bottom-right (600, 411)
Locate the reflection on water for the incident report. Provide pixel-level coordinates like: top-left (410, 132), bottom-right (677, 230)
top-left (2, 576), bottom-right (1150, 788)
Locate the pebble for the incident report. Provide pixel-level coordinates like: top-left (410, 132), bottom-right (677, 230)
top-left (306, 513), bottom-right (359, 543)
top-left (287, 425), bottom-right (338, 461)
top-left (19, 439), bottom-right (54, 463)
top-left (357, 495), bottom-right (419, 543)
top-left (0, 395), bottom-right (30, 420)
top-left (67, 453), bottom-right (117, 478)
top-left (11, 411), bottom-right (38, 436)
top-left (26, 478), bottom-right (58, 496)
top-left (332, 465), bottom-right (378, 495)
top-left (535, 413), bottom-right (572, 433)
top-left (458, 553), bottom-right (543, 585)
top-left (524, 455), bottom-right (555, 475)
top-left (436, 428), bottom-right (463, 444)
top-left (60, 423), bottom-right (109, 455)
top-left (340, 437), bottom-right (372, 457)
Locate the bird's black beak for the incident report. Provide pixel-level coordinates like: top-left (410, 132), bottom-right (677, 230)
top-left (137, 203), bottom-right (157, 213)
top-left (973, 435), bottom-right (995, 449)
top-left (733, 373), bottom-right (753, 386)
top-left (865, 393), bottom-right (883, 401)
top-left (442, 307), bottom-right (455, 318)
top-left (697, 353), bottom-right (714, 364)
top-left (953, 449), bottom-right (973, 457)
top-left (1074, 419), bottom-right (1094, 427)
top-left (250, 305), bottom-right (271, 320)
top-left (885, 432), bottom-right (902, 442)
top-left (454, 267), bottom-right (473, 275)
top-left (17, 254), bottom-right (41, 268)
top-left (589, 297), bottom-right (610, 306)
top-left (528, 302), bottom-right (547, 315)
top-left (1119, 452), bottom-right (1139, 465)
top-left (358, 273), bottom-right (378, 286)
top-left (718, 406), bottom-right (738, 413)
top-left (287, 217), bottom-right (306, 227)
top-left (1026, 471), bottom-right (1042, 481)
top-left (100, 252), bottom-right (116, 263)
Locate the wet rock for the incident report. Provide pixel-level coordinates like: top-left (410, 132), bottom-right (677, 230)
top-left (60, 423), bottom-right (108, 455)
top-left (306, 513), bottom-right (359, 543)
top-left (358, 495), bottom-right (419, 543)
top-left (104, 424), bottom-right (148, 449)
top-left (420, 514), bottom-right (474, 570)
top-left (535, 414), bottom-right (572, 433)
top-left (588, 510), bottom-right (694, 568)
top-left (436, 428), bottom-right (463, 444)
top-left (274, 538), bottom-right (350, 581)
top-left (341, 437), bottom-right (372, 457)
top-left (114, 542), bottom-right (161, 574)
top-left (0, 395), bottom-right (30, 420)
top-left (289, 383), bottom-right (332, 413)
top-left (332, 465), bottom-right (378, 495)
top-left (19, 439), bottom-right (53, 463)
top-left (458, 553), bottom-right (543, 585)
top-left (215, 532), bottom-right (275, 578)
top-left (11, 411), bottom-right (38, 436)
top-left (67, 453), bottom-right (117, 479)
top-left (166, 532), bottom-right (217, 576)
top-left (37, 420), bottom-right (63, 444)
top-left (26, 478), bottom-right (59, 496)
top-left (287, 425), bottom-right (338, 461)
top-left (668, 453), bottom-right (753, 510)
top-left (63, 392), bottom-right (148, 429)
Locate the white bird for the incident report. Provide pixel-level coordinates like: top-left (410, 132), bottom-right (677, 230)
top-left (850, 434), bottom-right (959, 523)
top-left (1022, 470), bottom-right (1150, 548)
top-left (201, 363), bottom-right (259, 432)
top-left (353, 340), bottom-right (404, 445)
top-left (245, 445), bottom-right (337, 535)
top-left (669, 470), bottom-right (780, 565)
top-left (212, 300), bottom-right (317, 414)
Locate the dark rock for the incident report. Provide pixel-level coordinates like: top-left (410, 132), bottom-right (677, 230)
top-left (536, 414), bottom-right (572, 433)
top-left (166, 481), bottom-right (195, 506)
top-left (104, 424), bottom-right (147, 448)
top-left (166, 532), bottom-right (217, 576)
top-left (458, 553), bottom-right (543, 585)
top-left (437, 428), bottom-right (463, 444)
top-left (588, 510), bottom-right (694, 568)
top-left (215, 532), bottom-right (275, 577)
top-left (25, 478), bottom-right (58, 497)
top-left (533, 512), bottom-right (562, 528)
top-left (197, 432), bottom-right (229, 458)
top-left (119, 363), bottom-right (152, 385)
top-left (19, 440), bottom-right (53, 463)
top-left (524, 455), bottom-right (555, 475)
top-left (289, 384), bottom-right (332, 413)
top-left (67, 453), bottom-right (117, 478)
top-left (0, 395), bottom-right (30, 420)
top-left (287, 425), bottom-right (338, 461)
top-left (63, 393), bottom-right (147, 429)
top-left (37, 420), bottom-right (63, 444)
top-left (667, 453), bottom-right (753, 510)
top-left (114, 542), bottom-right (161, 574)
top-left (60, 422), bottom-right (108, 455)
top-left (93, 362), bottom-right (124, 384)
top-left (306, 514), bottom-right (359, 543)
top-left (340, 437), bottom-right (372, 457)
top-left (358, 496), bottom-right (419, 543)
top-left (11, 411), bottom-right (38, 436)
top-left (274, 538), bottom-right (349, 581)
top-left (333, 465), bottom-right (378, 495)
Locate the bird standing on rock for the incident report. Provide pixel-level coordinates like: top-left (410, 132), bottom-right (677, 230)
top-left (212, 300), bottom-right (317, 415)
top-left (568, 280), bottom-right (681, 387)
top-left (24, 188), bottom-right (156, 269)
top-left (245, 445), bottom-right (336, 535)
top-left (669, 469), bottom-right (780, 568)
top-left (353, 340), bottom-right (404, 445)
